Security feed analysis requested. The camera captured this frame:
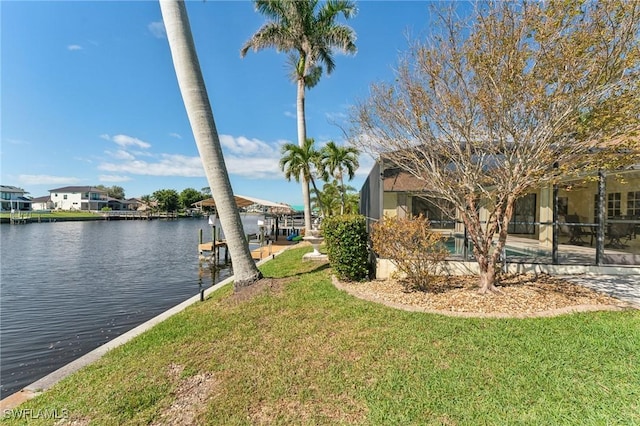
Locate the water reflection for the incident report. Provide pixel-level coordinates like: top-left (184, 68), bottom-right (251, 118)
top-left (0, 217), bottom-right (260, 399)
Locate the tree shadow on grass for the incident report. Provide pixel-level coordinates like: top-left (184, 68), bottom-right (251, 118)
top-left (263, 261), bottom-right (331, 279)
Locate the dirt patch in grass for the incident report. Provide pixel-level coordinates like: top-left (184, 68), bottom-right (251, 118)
top-left (224, 277), bottom-right (292, 305)
top-left (333, 274), bottom-right (633, 318)
top-left (248, 394), bottom-right (368, 425)
top-left (151, 364), bottom-right (218, 426)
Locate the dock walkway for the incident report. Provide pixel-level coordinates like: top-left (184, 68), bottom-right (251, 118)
top-left (198, 236), bottom-right (299, 261)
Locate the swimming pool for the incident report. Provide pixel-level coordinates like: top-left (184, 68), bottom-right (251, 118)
top-left (443, 237), bottom-right (548, 260)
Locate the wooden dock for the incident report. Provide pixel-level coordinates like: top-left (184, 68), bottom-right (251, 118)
top-left (249, 238), bottom-right (299, 260)
top-left (198, 236), bottom-right (299, 262)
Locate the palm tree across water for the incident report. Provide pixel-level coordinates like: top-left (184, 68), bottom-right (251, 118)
top-left (241, 0), bottom-right (357, 233)
top-left (160, 0), bottom-right (262, 289)
top-left (320, 141), bottom-right (359, 214)
top-left (280, 138), bottom-right (326, 218)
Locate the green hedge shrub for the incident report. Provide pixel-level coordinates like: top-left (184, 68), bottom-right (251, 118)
top-left (322, 214), bottom-right (370, 281)
top-left (371, 215), bottom-right (449, 291)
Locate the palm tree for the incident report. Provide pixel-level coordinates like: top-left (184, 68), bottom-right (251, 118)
top-left (343, 191), bottom-right (360, 214)
top-left (320, 141), bottom-right (359, 214)
top-left (312, 180), bottom-right (342, 216)
top-left (241, 0), bottom-right (357, 232)
top-left (160, 0), bottom-right (262, 290)
top-left (279, 138), bottom-right (326, 218)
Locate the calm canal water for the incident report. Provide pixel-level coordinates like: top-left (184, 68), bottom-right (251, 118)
top-left (0, 216), bottom-right (260, 399)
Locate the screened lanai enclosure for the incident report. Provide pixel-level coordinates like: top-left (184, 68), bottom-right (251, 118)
top-left (360, 162), bottom-right (640, 267)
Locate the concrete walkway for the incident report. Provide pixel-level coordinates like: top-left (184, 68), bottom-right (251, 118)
top-left (558, 274), bottom-right (640, 308)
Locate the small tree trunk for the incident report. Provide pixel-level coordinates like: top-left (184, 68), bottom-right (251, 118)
top-left (309, 176), bottom-right (326, 217)
top-left (477, 257), bottom-right (499, 294)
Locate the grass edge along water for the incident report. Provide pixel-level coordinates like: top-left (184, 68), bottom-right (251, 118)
top-left (4, 245), bottom-right (640, 425)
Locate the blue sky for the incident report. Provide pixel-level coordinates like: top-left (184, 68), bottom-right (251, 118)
top-left (2, 1), bottom-right (441, 206)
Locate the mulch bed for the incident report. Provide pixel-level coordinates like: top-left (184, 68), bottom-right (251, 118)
top-left (333, 273), bottom-right (634, 318)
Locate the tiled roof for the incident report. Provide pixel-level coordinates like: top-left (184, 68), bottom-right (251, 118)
top-left (382, 168), bottom-right (431, 192)
top-left (31, 195), bottom-right (51, 202)
top-left (48, 186), bottom-right (107, 193)
top-left (0, 185), bottom-right (27, 193)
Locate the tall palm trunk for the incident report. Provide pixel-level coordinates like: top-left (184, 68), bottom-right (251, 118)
top-left (297, 77), bottom-right (313, 232)
top-left (160, 0), bottom-right (261, 290)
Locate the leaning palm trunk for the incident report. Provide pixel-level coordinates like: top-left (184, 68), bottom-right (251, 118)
top-left (297, 78), bottom-right (313, 233)
top-left (160, 0), bottom-right (261, 290)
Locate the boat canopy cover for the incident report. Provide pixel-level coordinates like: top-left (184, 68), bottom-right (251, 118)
top-left (193, 195), bottom-right (294, 213)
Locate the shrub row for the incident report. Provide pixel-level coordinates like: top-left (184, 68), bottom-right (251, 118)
top-left (322, 214), bottom-right (370, 281)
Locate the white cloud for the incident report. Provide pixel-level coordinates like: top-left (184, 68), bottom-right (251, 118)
top-left (148, 21), bottom-right (166, 39)
top-left (99, 154), bottom-right (204, 177)
top-left (67, 44), bottom-right (83, 51)
top-left (17, 174), bottom-right (83, 185)
top-left (73, 156), bottom-right (93, 164)
top-left (102, 134), bottom-right (152, 149)
top-left (224, 155), bottom-right (282, 179)
top-left (96, 134), bottom-right (289, 181)
top-left (219, 134), bottom-right (280, 156)
top-left (218, 135), bottom-right (285, 178)
top-left (169, 132), bottom-right (182, 139)
top-left (105, 150), bottom-right (136, 161)
top-left (355, 152), bottom-right (376, 177)
top-left (284, 111), bottom-right (297, 119)
top-left (99, 175), bottom-right (132, 183)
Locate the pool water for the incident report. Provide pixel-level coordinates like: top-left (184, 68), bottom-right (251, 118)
top-left (443, 237), bottom-right (539, 259)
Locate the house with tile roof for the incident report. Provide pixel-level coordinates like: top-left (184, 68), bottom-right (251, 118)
top-left (360, 158), bottom-right (640, 268)
top-left (0, 185), bottom-right (31, 212)
top-left (49, 186), bottom-right (108, 211)
top-left (30, 195), bottom-right (53, 211)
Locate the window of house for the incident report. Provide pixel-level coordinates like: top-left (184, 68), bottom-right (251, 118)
top-left (607, 192), bottom-right (621, 218)
top-left (1, 192), bottom-right (11, 200)
top-left (63, 195), bottom-right (68, 200)
top-left (628, 191), bottom-right (640, 217)
top-left (508, 193), bottom-right (537, 234)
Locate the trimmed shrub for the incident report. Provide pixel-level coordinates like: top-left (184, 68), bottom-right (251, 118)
top-left (322, 214), bottom-right (369, 281)
top-left (371, 215), bottom-right (449, 291)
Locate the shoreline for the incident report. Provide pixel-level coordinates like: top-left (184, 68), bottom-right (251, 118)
top-left (0, 213), bottom-right (189, 224)
top-left (0, 241), bottom-right (298, 411)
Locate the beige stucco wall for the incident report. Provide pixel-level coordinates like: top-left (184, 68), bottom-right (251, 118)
top-left (383, 192), bottom-right (410, 218)
top-left (382, 192), bottom-right (397, 217)
top-left (538, 185), bottom-right (553, 247)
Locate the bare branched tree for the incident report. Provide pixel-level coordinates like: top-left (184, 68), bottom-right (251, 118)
top-left (351, 1), bottom-right (640, 293)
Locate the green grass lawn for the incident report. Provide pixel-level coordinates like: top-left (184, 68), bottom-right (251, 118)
top-left (3, 246), bottom-right (639, 425)
top-left (0, 211), bottom-right (102, 220)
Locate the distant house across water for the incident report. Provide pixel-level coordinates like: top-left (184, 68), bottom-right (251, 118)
top-left (0, 185), bottom-right (31, 212)
top-left (31, 195), bottom-right (53, 211)
top-left (48, 186), bottom-right (108, 211)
